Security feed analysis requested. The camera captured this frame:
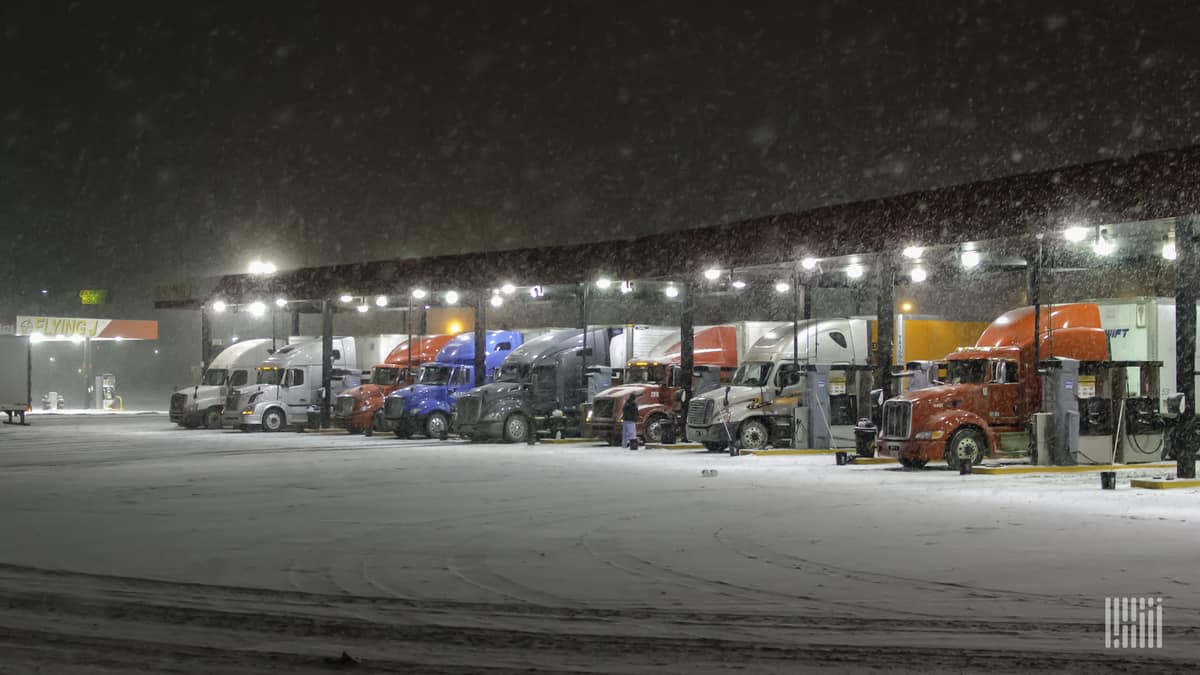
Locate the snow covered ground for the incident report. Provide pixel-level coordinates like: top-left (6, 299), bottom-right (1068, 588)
top-left (0, 416), bottom-right (1198, 673)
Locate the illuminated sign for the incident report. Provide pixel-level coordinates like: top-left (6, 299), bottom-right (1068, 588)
top-left (79, 289), bottom-right (108, 305)
top-left (15, 316), bottom-right (159, 340)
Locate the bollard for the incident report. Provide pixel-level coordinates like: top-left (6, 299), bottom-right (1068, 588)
top-left (959, 459), bottom-right (971, 475)
top-left (1100, 471), bottom-right (1117, 490)
top-left (835, 451), bottom-right (849, 466)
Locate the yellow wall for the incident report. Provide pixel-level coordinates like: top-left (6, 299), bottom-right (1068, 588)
top-left (900, 319), bottom-right (991, 362)
top-left (426, 307), bottom-right (474, 335)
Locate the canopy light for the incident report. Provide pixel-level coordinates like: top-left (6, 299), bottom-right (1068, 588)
top-left (529, 286), bottom-right (545, 298)
top-left (211, 300), bottom-right (227, 313)
top-left (901, 302), bottom-right (914, 313)
top-left (231, 335), bottom-right (239, 342)
top-left (1163, 238), bottom-right (1177, 261)
top-left (339, 294), bottom-right (353, 303)
top-left (801, 257), bottom-right (818, 270)
top-left (501, 283), bottom-right (516, 294)
top-left (490, 294), bottom-right (504, 308)
top-left (1093, 231), bottom-right (1115, 256)
top-left (248, 260), bottom-right (277, 275)
top-left (910, 267), bottom-right (928, 283)
top-left (619, 280), bottom-right (634, 294)
top-left (846, 263), bottom-right (865, 279)
top-left (444, 290), bottom-right (460, 305)
top-left (774, 281), bottom-right (790, 294)
top-left (731, 279), bottom-right (747, 289)
top-left (596, 277), bottom-right (612, 290)
top-left (704, 268), bottom-right (722, 280)
top-left (274, 297), bottom-right (287, 308)
top-left (411, 288), bottom-right (428, 299)
top-left (664, 285), bottom-right (680, 298)
top-left (375, 295), bottom-right (388, 307)
top-left (356, 304), bottom-right (369, 314)
top-left (1064, 226), bottom-right (1089, 243)
top-left (902, 246), bottom-right (924, 259)
top-left (960, 249), bottom-right (981, 269)
top-left (247, 301), bottom-right (266, 317)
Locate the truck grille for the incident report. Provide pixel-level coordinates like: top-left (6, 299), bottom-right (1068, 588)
top-left (687, 399), bottom-right (713, 427)
top-left (335, 395), bottom-right (355, 417)
top-left (170, 393), bottom-right (186, 413)
top-left (881, 400), bottom-right (912, 439)
top-left (226, 393), bottom-right (241, 412)
top-left (457, 395), bottom-right (482, 424)
top-left (384, 396), bottom-right (406, 419)
top-left (592, 398), bottom-right (615, 420)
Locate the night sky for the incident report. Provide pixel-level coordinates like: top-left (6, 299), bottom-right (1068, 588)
top-left (3, 1), bottom-right (1200, 304)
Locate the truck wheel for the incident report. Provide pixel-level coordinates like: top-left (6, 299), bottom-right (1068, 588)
top-left (737, 420), bottom-right (770, 450)
top-left (899, 456), bottom-right (927, 469)
top-left (393, 422), bottom-right (412, 439)
top-left (503, 414), bottom-right (531, 443)
top-left (945, 428), bottom-right (986, 469)
top-left (262, 409), bottom-right (285, 432)
top-left (425, 412), bottom-right (449, 438)
top-left (644, 414), bottom-right (669, 444)
top-left (203, 408), bottom-right (222, 430)
top-left (704, 442), bottom-right (725, 453)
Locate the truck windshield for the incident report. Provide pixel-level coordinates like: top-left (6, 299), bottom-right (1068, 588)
top-left (624, 365), bottom-right (666, 385)
top-left (946, 359), bottom-right (987, 384)
top-left (732, 362), bottom-right (773, 387)
top-left (200, 368), bottom-right (227, 386)
top-left (418, 365), bottom-right (451, 385)
top-left (256, 368), bottom-right (283, 385)
top-left (370, 367), bottom-right (400, 385)
top-left (498, 362), bottom-right (530, 382)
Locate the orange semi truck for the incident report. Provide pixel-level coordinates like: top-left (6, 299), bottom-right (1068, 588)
top-left (333, 335), bottom-right (453, 433)
top-left (877, 304), bottom-right (1108, 469)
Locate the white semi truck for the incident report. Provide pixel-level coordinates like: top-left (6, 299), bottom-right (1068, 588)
top-left (685, 318), bottom-right (871, 450)
top-left (223, 337), bottom-right (359, 431)
top-left (1, 335), bottom-right (32, 425)
top-left (169, 338), bottom-right (275, 429)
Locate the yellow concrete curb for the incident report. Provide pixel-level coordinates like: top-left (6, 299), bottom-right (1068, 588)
top-left (850, 457), bottom-right (898, 465)
top-left (644, 443), bottom-right (704, 450)
top-left (745, 449), bottom-right (844, 456)
top-left (1130, 478), bottom-right (1200, 490)
top-left (972, 462), bottom-right (1175, 475)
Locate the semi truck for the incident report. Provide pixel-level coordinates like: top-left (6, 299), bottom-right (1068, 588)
top-left (877, 303), bottom-right (1108, 469)
top-left (332, 335), bottom-right (453, 434)
top-left (169, 338), bottom-right (274, 429)
top-left (383, 330), bottom-right (525, 438)
top-left (685, 318), bottom-right (872, 450)
top-left (590, 323), bottom-right (782, 446)
top-left (1, 335), bottom-right (31, 424)
top-left (223, 337), bottom-right (359, 431)
top-left (452, 327), bottom-right (617, 442)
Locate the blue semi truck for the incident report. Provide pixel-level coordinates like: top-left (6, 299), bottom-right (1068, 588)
top-left (383, 330), bottom-right (524, 438)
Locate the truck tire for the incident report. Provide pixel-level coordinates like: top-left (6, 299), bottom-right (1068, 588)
top-left (393, 422), bottom-right (412, 439)
top-left (262, 409), bottom-right (285, 432)
top-left (425, 411), bottom-right (449, 438)
top-left (899, 456), bottom-right (927, 469)
top-left (737, 419), bottom-right (770, 450)
top-left (503, 413), bottom-right (531, 443)
top-left (644, 414), bottom-right (669, 444)
top-left (945, 428), bottom-right (986, 470)
top-left (704, 442), bottom-right (725, 453)
top-left (203, 408), bottom-right (222, 430)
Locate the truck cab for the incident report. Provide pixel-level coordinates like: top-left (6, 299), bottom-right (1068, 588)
top-left (223, 338), bottom-right (357, 431)
top-left (878, 303), bottom-right (1108, 468)
top-left (384, 331), bottom-right (523, 438)
top-left (453, 327), bottom-right (616, 442)
top-left (333, 335), bottom-right (452, 434)
top-left (169, 338), bottom-right (274, 429)
top-left (685, 318), bottom-right (870, 451)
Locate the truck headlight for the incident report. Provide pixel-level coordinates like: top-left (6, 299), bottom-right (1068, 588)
top-left (914, 430), bottom-right (945, 441)
top-left (586, 410), bottom-right (593, 422)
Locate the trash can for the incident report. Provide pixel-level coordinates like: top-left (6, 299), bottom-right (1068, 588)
top-left (661, 417), bottom-right (677, 445)
top-left (306, 404), bottom-right (321, 430)
top-left (854, 419), bottom-right (877, 458)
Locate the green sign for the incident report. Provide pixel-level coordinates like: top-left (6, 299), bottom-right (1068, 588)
top-left (79, 289), bottom-right (108, 305)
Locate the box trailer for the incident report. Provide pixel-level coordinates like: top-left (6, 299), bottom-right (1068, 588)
top-left (1, 335), bottom-right (32, 424)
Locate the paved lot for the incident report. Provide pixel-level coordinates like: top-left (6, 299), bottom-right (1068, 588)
top-left (0, 415), bottom-right (1197, 673)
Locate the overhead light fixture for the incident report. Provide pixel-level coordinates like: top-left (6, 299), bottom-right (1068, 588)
top-left (596, 277), bottom-right (612, 290)
top-left (490, 294), bottom-right (504, 308)
top-left (247, 301), bottom-right (266, 317)
top-left (704, 268), bottom-right (722, 280)
top-left (501, 283), bottom-right (516, 294)
top-left (619, 280), bottom-right (634, 294)
top-left (529, 285), bottom-right (545, 298)
top-left (274, 297), bottom-right (287, 308)
top-left (801, 257), bottom-right (818, 270)
top-left (375, 295), bottom-right (388, 307)
top-left (444, 290), bottom-right (460, 305)
top-left (40, 288), bottom-right (48, 295)
top-left (731, 279), bottom-right (747, 290)
top-left (248, 259), bottom-right (277, 275)
top-left (1064, 226), bottom-right (1089, 243)
top-left (960, 249), bottom-right (982, 269)
top-left (356, 303), bottom-right (369, 314)
top-left (901, 302), bottom-right (914, 313)
top-left (774, 281), bottom-right (790, 293)
top-left (846, 263), bottom-right (865, 279)
top-left (411, 288), bottom-right (428, 299)
top-left (70, 334), bottom-right (84, 344)
top-left (910, 267), bottom-right (928, 283)
top-left (339, 294), bottom-right (353, 303)
top-left (1163, 238), bottom-right (1177, 261)
top-left (1093, 230), bottom-right (1115, 256)
top-left (211, 300), bottom-right (227, 313)
top-left (664, 285), bottom-right (679, 298)
top-left (902, 246), bottom-right (924, 259)
top-left (230, 335), bottom-right (239, 343)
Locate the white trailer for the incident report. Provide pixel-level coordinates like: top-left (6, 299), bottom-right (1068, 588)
top-left (1, 335), bottom-right (32, 425)
top-left (1094, 297), bottom-right (1200, 406)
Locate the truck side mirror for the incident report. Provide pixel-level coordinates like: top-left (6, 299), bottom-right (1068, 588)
top-left (1167, 393), bottom-right (1187, 418)
top-left (673, 389), bottom-right (685, 402)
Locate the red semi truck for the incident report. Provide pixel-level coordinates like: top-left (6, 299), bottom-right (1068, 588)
top-left (334, 335), bottom-right (453, 433)
top-left (589, 325), bottom-right (742, 445)
top-left (877, 303), bottom-right (1108, 469)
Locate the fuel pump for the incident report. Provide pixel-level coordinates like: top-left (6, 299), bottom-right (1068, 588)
top-left (95, 373), bottom-right (119, 410)
top-left (1116, 361), bottom-right (1165, 463)
top-left (827, 365), bottom-right (873, 448)
top-left (1038, 358), bottom-right (1080, 466)
top-left (794, 364), bottom-right (831, 450)
top-left (1073, 361), bottom-right (1117, 465)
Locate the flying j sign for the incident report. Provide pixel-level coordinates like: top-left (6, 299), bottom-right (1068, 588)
top-left (15, 315), bottom-right (158, 340)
